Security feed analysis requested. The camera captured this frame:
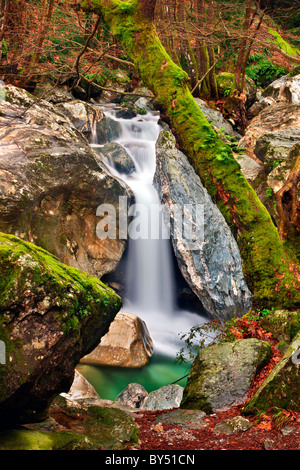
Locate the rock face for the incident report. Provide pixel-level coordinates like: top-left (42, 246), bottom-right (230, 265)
top-left (180, 338), bottom-right (272, 413)
top-left (0, 85), bottom-right (131, 279)
top-left (262, 72), bottom-right (300, 105)
top-left (239, 73), bottom-right (300, 226)
top-left (81, 312), bottom-right (154, 368)
top-left (154, 129), bottom-right (252, 320)
top-left (0, 233), bottom-right (121, 425)
top-left (243, 331), bottom-right (300, 414)
top-left (141, 384), bottom-right (184, 411)
top-left (55, 99), bottom-right (103, 141)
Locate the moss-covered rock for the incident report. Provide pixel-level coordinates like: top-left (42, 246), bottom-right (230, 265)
top-left (0, 403), bottom-right (140, 450)
top-left (216, 72), bottom-right (257, 106)
top-left (243, 331), bottom-right (300, 414)
top-left (261, 310), bottom-right (300, 343)
top-left (181, 338), bottom-right (272, 413)
top-left (0, 233), bottom-right (122, 425)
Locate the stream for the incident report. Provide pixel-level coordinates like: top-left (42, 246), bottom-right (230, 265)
top-left (78, 106), bottom-right (208, 401)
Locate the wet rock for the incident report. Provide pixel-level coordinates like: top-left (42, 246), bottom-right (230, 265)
top-left (95, 114), bottom-right (122, 144)
top-left (154, 129), bottom-right (252, 320)
top-left (115, 383), bottom-right (148, 408)
top-left (100, 142), bottom-right (136, 174)
top-left (115, 108), bottom-right (137, 119)
top-left (181, 338), bottom-right (272, 413)
top-left (141, 384), bottom-right (184, 411)
top-left (55, 99), bottom-right (103, 140)
top-left (81, 312), bottom-right (154, 368)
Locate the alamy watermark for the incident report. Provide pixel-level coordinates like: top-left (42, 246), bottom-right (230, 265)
top-left (0, 80), bottom-right (5, 103)
top-left (0, 340), bottom-right (6, 365)
top-left (96, 197), bottom-right (204, 250)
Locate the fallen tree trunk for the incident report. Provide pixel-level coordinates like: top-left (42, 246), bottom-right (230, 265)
top-left (79, 0), bottom-right (300, 310)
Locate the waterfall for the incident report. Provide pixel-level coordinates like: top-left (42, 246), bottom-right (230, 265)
top-left (92, 107), bottom-right (207, 358)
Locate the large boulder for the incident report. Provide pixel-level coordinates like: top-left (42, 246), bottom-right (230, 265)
top-left (180, 338), bottom-right (272, 413)
top-left (154, 129), bottom-right (252, 320)
top-left (80, 312), bottom-right (154, 368)
top-left (0, 233), bottom-right (121, 425)
top-left (243, 331), bottom-right (300, 414)
top-left (0, 85), bottom-right (131, 279)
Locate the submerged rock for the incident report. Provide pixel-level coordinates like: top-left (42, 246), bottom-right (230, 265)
top-left (181, 338), bottom-right (272, 413)
top-left (0, 233), bottom-right (121, 425)
top-left (0, 85), bottom-right (131, 279)
top-left (81, 312), bottom-right (154, 368)
top-left (154, 129), bottom-right (252, 320)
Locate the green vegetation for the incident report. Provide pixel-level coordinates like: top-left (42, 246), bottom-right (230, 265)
top-left (268, 29), bottom-right (300, 58)
top-left (0, 404), bottom-right (140, 450)
top-left (245, 53), bottom-right (287, 87)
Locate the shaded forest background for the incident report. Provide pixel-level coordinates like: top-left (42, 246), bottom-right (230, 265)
top-left (0, 0), bottom-right (299, 101)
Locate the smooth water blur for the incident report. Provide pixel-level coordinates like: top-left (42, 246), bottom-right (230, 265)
top-left (92, 108), bottom-right (208, 357)
top-left (77, 354), bottom-right (191, 401)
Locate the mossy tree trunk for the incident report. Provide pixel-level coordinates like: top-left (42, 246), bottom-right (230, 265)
top-left (78, 0), bottom-right (300, 310)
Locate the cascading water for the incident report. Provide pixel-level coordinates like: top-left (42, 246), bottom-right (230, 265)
top-left (91, 106), bottom-right (207, 358)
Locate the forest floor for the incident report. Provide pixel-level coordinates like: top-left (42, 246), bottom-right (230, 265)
top-left (130, 343), bottom-right (300, 452)
top-left (132, 406), bottom-right (300, 451)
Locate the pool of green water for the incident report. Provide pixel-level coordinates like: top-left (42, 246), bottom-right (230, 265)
top-left (77, 354), bottom-right (191, 401)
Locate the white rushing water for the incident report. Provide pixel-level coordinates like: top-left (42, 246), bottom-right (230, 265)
top-left (92, 107), bottom-right (207, 357)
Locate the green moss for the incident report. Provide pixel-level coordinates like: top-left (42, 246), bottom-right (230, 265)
top-left (0, 403), bottom-right (140, 450)
top-left (243, 331), bottom-right (300, 414)
top-left (0, 232), bottom-right (121, 335)
top-left (268, 29), bottom-right (300, 58)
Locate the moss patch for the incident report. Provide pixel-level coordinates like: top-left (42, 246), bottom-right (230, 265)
top-left (268, 29), bottom-right (300, 58)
